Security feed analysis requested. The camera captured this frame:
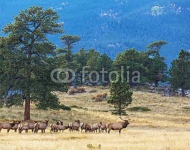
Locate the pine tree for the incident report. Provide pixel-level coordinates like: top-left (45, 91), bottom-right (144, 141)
top-left (144, 40), bottom-right (168, 87)
top-left (0, 6), bottom-right (66, 120)
top-left (169, 50), bottom-right (190, 97)
top-left (108, 75), bottom-right (133, 116)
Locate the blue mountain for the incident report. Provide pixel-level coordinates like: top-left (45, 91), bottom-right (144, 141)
top-left (0, 0), bottom-right (190, 65)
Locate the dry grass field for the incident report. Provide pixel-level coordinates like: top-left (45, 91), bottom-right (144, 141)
top-left (0, 86), bottom-right (190, 150)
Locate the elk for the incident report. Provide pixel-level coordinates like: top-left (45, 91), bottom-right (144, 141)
top-left (107, 117), bottom-right (129, 134)
top-left (70, 120), bottom-right (80, 131)
top-left (68, 122), bottom-right (73, 131)
top-left (28, 120), bottom-right (37, 132)
top-left (34, 120), bottom-right (49, 133)
top-left (50, 121), bottom-right (60, 133)
top-left (80, 123), bottom-right (86, 132)
top-left (18, 120), bottom-right (37, 133)
top-left (91, 123), bottom-right (99, 133)
top-left (18, 121), bottom-right (30, 133)
top-left (10, 121), bottom-right (21, 132)
top-left (84, 124), bottom-right (92, 133)
top-left (98, 122), bottom-right (107, 133)
top-left (0, 121), bottom-right (20, 133)
top-left (57, 121), bottom-right (69, 132)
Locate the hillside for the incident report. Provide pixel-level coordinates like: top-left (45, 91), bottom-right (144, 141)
top-left (0, 0), bottom-right (190, 65)
top-left (1, 87), bottom-right (190, 129)
top-left (0, 87), bottom-right (190, 149)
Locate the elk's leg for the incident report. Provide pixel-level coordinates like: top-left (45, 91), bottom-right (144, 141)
top-left (7, 128), bottom-right (10, 133)
top-left (119, 129), bottom-right (122, 134)
top-left (108, 129), bottom-right (111, 134)
top-left (19, 129), bottom-right (21, 133)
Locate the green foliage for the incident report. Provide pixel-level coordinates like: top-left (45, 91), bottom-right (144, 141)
top-left (60, 35), bottom-right (80, 50)
top-left (144, 53), bottom-right (168, 86)
top-left (87, 49), bottom-right (100, 70)
top-left (127, 106), bottom-right (151, 112)
top-left (58, 104), bottom-right (71, 111)
top-left (169, 50), bottom-right (190, 96)
top-left (108, 75), bottom-right (133, 115)
top-left (146, 40), bottom-right (167, 51)
top-left (0, 6), bottom-right (67, 118)
top-left (114, 48), bottom-right (146, 85)
top-left (97, 53), bottom-right (113, 85)
top-left (87, 144), bottom-right (101, 149)
top-left (6, 94), bottom-right (23, 108)
top-left (57, 35), bottom-right (81, 84)
top-left (70, 105), bottom-right (88, 110)
top-left (144, 41), bottom-right (168, 86)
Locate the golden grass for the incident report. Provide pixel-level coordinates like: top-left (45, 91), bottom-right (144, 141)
top-left (0, 129), bottom-right (190, 150)
top-left (0, 86), bottom-right (190, 150)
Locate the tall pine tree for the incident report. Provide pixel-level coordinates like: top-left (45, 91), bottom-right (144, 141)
top-left (0, 6), bottom-right (66, 120)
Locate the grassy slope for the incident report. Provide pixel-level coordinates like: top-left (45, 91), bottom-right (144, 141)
top-left (0, 86), bottom-right (190, 150)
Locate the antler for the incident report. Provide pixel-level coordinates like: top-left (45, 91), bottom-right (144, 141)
top-left (119, 116), bottom-right (125, 121)
top-left (119, 115), bottom-right (129, 121)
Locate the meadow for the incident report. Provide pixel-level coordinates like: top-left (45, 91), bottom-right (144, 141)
top-left (0, 86), bottom-right (190, 150)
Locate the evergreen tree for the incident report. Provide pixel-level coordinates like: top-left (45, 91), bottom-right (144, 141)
top-left (97, 53), bottom-right (113, 86)
top-left (86, 49), bottom-right (100, 85)
top-left (144, 40), bottom-right (168, 86)
top-left (169, 50), bottom-right (190, 97)
top-left (74, 48), bottom-right (88, 85)
top-left (58, 35), bottom-right (80, 85)
top-left (114, 48), bottom-right (145, 85)
top-left (108, 75), bottom-right (133, 116)
top-left (0, 6), bottom-right (67, 120)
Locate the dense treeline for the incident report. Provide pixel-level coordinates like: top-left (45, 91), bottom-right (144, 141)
top-left (0, 6), bottom-right (190, 119)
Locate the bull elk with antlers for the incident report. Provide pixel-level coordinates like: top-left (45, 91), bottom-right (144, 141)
top-left (107, 117), bottom-right (129, 134)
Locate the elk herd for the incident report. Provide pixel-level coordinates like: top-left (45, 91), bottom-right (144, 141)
top-left (0, 117), bottom-right (129, 134)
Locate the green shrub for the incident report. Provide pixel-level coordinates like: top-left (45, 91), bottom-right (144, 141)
top-left (182, 107), bottom-right (190, 111)
top-left (87, 144), bottom-right (101, 149)
top-left (59, 104), bottom-right (71, 111)
top-left (70, 105), bottom-right (88, 110)
top-left (127, 106), bottom-right (151, 112)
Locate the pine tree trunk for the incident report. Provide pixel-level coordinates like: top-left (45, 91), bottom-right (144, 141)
top-left (24, 50), bottom-right (32, 121)
top-left (155, 80), bottom-right (159, 87)
top-left (24, 99), bottom-right (30, 121)
top-left (181, 88), bottom-right (185, 97)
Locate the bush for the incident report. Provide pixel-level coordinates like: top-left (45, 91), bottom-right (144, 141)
top-left (92, 93), bottom-right (107, 102)
top-left (182, 106), bottom-right (190, 111)
top-left (127, 106), bottom-right (151, 112)
top-left (70, 105), bottom-right (88, 110)
top-left (87, 144), bottom-right (101, 149)
top-left (68, 87), bottom-right (86, 95)
top-left (59, 104), bottom-right (71, 111)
